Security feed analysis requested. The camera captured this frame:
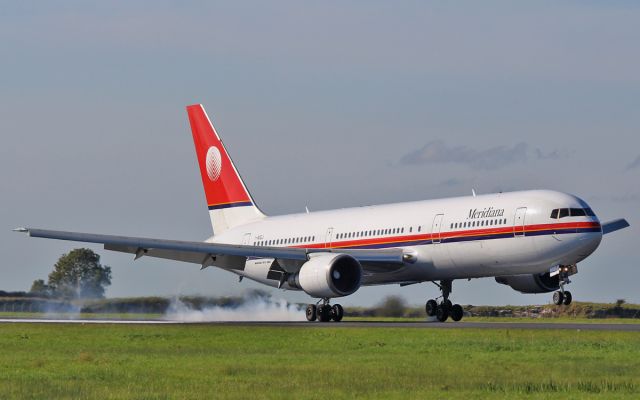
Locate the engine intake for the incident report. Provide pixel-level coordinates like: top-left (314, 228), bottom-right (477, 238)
top-left (288, 253), bottom-right (362, 298)
top-left (495, 272), bottom-right (560, 294)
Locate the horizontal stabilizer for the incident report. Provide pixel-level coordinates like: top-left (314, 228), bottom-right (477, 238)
top-left (602, 219), bottom-right (630, 235)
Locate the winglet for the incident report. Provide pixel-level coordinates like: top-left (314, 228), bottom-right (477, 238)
top-left (602, 219), bottom-right (630, 235)
top-left (12, 227), bottom-right (28, 233)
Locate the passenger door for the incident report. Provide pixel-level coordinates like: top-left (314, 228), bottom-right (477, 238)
top-left (513, 207), bottom-right (527, 237)
top-left (325, 227), bottom-right (334, 248)
top-left (431, 214), bottom-right (444, 243)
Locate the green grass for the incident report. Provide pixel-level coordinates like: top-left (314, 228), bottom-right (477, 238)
top-left (0, 323), bottom-right (638, 399)
top-left (345, 316), bottom-right (640, 324)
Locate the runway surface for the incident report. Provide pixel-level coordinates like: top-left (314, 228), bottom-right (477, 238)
top-left (1, 318), bottom-right (639, 330)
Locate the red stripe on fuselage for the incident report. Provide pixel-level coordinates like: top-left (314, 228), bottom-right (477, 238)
top-left (288, 221), bottom-right (601, 250)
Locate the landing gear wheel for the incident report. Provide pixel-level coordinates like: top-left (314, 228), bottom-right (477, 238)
top-left (317, 305), bottom-right (332, 322)
top-left (444, 299), bottom-right (453, 310)
top-left (425, 299), bottom-right (438, 317)
top-left (435, 304), bottom-right (449, 322)
top-left (563, 291), bottom-right (572, 306)
top-left (305, 304), bottom-right (317, 321)
top-left (450, 304), bottom-right (464, 322)
top-left (331, 304), bottom-right (344, 322)
top-left (553, 291), bottom-right (564, 306)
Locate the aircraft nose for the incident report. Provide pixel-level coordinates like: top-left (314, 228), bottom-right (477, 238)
top-left (573, 229), bottom-right (602, 263)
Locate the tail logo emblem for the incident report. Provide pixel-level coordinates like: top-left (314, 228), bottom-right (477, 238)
top-left (205, 146), bottom-right (222, 181)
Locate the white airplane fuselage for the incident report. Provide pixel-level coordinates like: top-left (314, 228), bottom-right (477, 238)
top-left (211, 189), bottom-right (603, 289)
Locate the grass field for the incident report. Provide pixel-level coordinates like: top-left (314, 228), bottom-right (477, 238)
top-left (0, 323), bottom-right (638, 399)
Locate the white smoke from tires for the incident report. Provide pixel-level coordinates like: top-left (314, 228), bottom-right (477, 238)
top-left (164, 296), bottom-right (305, 322)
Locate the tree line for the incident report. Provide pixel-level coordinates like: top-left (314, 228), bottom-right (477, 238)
top-left (29, 248), bottom-right (111, 299)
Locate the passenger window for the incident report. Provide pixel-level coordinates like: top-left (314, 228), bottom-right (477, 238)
top-left (570, 208), bottom-right (586, 217)
top-left (559, 208), bottom-right (569, 218)
top-left (409, 227), bottom-right (413, 233)
top-left (418, 226), bottom-right (422, 232)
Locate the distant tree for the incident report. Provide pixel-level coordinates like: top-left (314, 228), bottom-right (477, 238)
top-left (376, 295), bottom-right (407, 317)
top-left (47, 248), bottom-right (112, 299)
top-left (29, 279), bottom-right (50, 297)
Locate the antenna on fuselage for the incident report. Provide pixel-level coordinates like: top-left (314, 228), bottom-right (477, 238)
top-left (305, 206), bottom-right (310, 214)
top-left (471, 189), bottom-right (477, 197)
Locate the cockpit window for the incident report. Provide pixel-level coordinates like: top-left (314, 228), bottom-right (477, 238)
top-left (551, 207), bottom-right (594, 219)
top-left (570, 208), bottom-right (586, 217)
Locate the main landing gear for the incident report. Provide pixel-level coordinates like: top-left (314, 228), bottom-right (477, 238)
top-left (425, 280), bottom-right (464, 322)
top-left (306, 298), bottom-right (344, 322)
top-left (552, 265), bottom-right (574, 306)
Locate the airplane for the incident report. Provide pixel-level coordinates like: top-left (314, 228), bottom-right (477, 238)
top-left (15, 104), bottom-right (630, 322)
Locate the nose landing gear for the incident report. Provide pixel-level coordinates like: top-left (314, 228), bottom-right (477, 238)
top-left (306, 298), bottom-right (344, 322)
top-left (425, 280), bottom-right (464, 322)
top-left (553, 290), bottom-right (572, 306)
top-left (552, 265), bottom-right (574, 306)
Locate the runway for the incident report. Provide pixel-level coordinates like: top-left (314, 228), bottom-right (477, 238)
top-left (1, 318), bottom-right (639, 331)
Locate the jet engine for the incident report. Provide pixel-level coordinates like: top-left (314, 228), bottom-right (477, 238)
top-left (495, 272), bottom-right (560, 294)
top-left (288, 253), bottom-right (362, 298)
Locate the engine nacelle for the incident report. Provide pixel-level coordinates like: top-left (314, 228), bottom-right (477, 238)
top-left (495, 272), bottom-right (560, 294)
top-left (288, 253), bottom-right (362, 298)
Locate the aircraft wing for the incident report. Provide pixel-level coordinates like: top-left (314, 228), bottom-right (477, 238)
top-left (15, 228), bottom-right (405, 272)
top-left (601, 219), bottom-right (630, 235)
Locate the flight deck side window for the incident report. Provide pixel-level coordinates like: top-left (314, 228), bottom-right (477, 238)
top-left (585, 208), bottom-right (595, 216)
top-left (558, 208), bottom-right (569, 218)
top-left (570, 208), bottom-right (586, 217)
top-left (550, 209), bottom-right (559, 219)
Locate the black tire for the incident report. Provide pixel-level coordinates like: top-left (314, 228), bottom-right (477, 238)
top-left (563, 291), bottom-right (572, 306)
top-left (305, 304), bottom-right (317, 321)
top-left (435, 304), bottom-right (449, 322)
top-left (331, 304), bottom-right (344, 322)
top-left (553, 291), bottom-right (564, 306)
top-left (444, 299), bottom-right (453, 311)
top-left (425, 299), bottom-right (438, 317)
top-left (317, 305), bottom-right (331, 322)
top-left (450, 304), bottom-right (464, 322)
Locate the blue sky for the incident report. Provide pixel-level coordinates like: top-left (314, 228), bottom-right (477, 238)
top-left (1, 1), bottom-right (638, 306)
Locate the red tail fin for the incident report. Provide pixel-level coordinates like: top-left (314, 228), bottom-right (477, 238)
top-left (186, 104), bottom-right (264, 234)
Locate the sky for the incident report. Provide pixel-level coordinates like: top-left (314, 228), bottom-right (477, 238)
top-left (1, 1), bottom-right (638, 307)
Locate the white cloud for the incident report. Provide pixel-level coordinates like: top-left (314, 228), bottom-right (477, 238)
top-left (400, 141), bottom-right (568, 170)
top-left (626, 155), bottom-right (640, 170)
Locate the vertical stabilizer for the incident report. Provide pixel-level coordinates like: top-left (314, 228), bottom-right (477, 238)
top-left (186, 104), bottom-right (265, 235)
